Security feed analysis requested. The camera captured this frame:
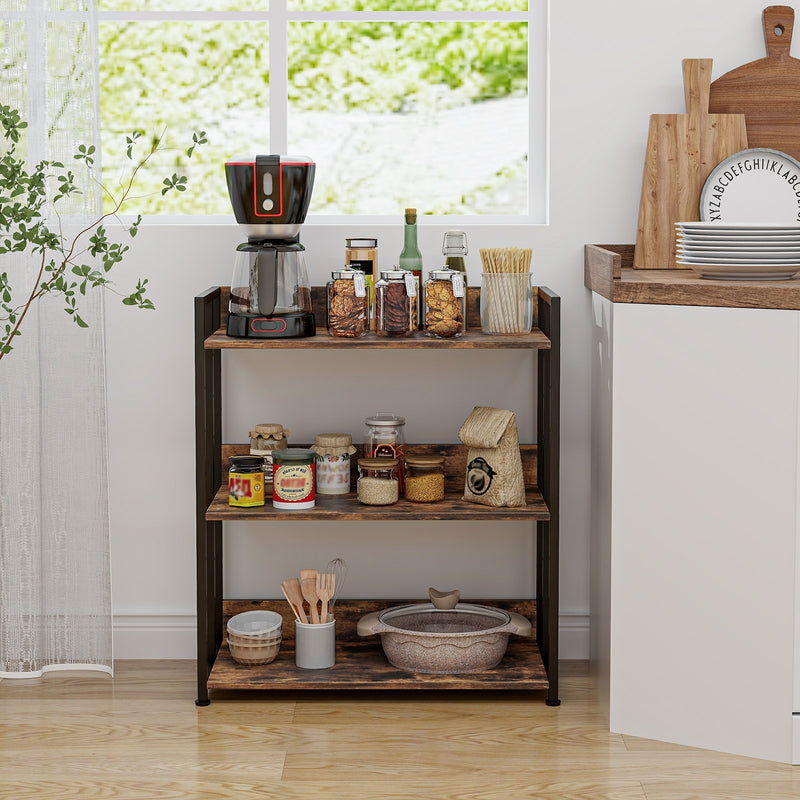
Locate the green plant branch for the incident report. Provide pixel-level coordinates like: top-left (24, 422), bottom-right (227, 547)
top-left (0, 104), bottom-right (206, 361)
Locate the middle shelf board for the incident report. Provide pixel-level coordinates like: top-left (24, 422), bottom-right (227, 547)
top-left (207, 486), bottom-right (549, 521)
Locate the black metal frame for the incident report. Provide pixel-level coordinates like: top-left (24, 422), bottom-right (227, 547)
top-left (195, 288), bottom-right (222, 706)
top-left (194, 286), bottom-right (560, 706)
top-left (537, 287), bottom-right (561, 706)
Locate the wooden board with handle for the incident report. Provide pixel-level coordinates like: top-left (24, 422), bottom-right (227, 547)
top-left (709, 6), bottom-right (800, 163)
top-left (634, 59), bottom-right (749, 269)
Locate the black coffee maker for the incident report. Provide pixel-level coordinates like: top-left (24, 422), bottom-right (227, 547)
top-left (225, 155), bottom-right (316, 338)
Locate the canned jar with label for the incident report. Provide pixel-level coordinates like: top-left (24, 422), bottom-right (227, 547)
top-left (229, 455), bottom-right (266, 507)
top-left (272, 448), bottom-right (316, 510)
top-left (311, 432), bottom-right (356, 495)
top-left (424, 268), bottom-right (466, 338)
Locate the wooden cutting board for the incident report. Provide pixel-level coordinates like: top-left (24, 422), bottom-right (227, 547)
top-left (709, 6), bottom-right (800, 162)
top-left (633, 59), bottom-right (749, 269)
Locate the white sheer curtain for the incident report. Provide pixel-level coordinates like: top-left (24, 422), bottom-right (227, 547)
top-left (0, 0), bottom-right (112, 677)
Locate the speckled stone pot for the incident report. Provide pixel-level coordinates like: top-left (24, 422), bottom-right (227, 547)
top-left (356, 602), bottom-right (531, 674)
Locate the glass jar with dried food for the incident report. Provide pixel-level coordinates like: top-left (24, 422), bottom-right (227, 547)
top-left (423, 268), bottom-right (466, 338)
top-left (364, 412), bottom-right (406, 490)
top-left (357, 458), bottom-right (399, 505)
top-left (327, 267), bottom-right (369, 338)
top-left (311, 432), bottom-right (356, 495)
top-left (375, 269), bottom-right (416, 337)
top-left (404, 455), bottom-right (446, 503)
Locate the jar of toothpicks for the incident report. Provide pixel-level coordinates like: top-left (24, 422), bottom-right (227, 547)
top-left (479, 247), bottom-right (534, 334)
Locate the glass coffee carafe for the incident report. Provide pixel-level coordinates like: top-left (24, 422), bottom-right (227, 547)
top-left (227, 240), bottom-right (315, 338)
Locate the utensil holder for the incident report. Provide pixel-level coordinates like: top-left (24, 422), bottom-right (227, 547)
top-left (295, 618), bottom-right (336, 669)
top-left (480, 273), bottom-right (533, 334)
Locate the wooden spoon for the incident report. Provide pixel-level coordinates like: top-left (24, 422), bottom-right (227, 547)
top-left (280, 580), bottom-right (305, 622)
top-left (316, 572), bottom-right (336, 623)
top-left (282, 578), bottom-right (307, 623)
top-left (301, 575), bottom-right (321, 624)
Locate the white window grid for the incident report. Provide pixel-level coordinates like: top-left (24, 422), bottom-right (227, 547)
top-left (20, 2), bottom-right (550, 224)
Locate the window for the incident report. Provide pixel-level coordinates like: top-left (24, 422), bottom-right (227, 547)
top-left (97, 1), bottom-right (548, 220)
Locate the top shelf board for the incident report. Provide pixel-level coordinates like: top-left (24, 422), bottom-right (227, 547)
top-left (202, 285), bottom-right (551, 350)
top-left (204, 327), bottom-right (551, 350)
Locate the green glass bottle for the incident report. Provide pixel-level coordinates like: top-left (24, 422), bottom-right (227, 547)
top-left (398, 207), bottom-right (422, 327)
top-left (398, 207), bottom-right (422, 283)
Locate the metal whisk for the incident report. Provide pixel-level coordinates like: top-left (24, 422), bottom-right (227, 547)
top-left (325, 557), bottom-right (347, 613)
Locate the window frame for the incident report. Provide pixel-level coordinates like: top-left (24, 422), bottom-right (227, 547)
top-left (95, 1), bottom-right (549, 224)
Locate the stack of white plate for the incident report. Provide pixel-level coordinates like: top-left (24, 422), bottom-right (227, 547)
top-left (675, 222), bottom-right (800, 280)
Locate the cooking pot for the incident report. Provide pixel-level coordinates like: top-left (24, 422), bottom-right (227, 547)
top-left (357, 593), bottom-right (531, 674)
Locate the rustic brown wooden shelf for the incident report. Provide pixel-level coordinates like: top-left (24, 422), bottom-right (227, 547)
top-left (195, 286), bottom-right (561, 706)
top-left (209, 599), bottom-right (548, 692)
top-left (207, 485), bottom-right (549, 521)
top-left (204, 326), bottom-right (551, 350)
top-left (210, 442), bottom-right (549, 521)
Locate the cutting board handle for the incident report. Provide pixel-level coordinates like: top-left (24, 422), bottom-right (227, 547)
top-left (763, 5), bottom-right (794, 59)
top-left (682, 58), bottom-right (713, 116)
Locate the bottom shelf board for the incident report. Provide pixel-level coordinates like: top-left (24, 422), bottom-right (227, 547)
top-left (208, 598), bottom-right (548, 692)
top-left (208, 638), bottom-right (548, 691)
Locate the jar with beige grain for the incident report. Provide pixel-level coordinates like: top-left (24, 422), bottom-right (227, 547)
top-left (404, 455), bottom-right (446, 503)
top-left (357, 458), bottom-right (399, 505)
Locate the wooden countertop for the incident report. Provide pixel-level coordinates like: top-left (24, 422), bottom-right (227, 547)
top-left (585, 244), bottom-right (800, 310)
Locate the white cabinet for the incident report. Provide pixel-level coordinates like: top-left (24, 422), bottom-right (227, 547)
top-left (590, 292), bottom-right (800, 764)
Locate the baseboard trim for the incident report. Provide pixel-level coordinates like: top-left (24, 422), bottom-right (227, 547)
top-left (113, 611), bottom-right (591, 660)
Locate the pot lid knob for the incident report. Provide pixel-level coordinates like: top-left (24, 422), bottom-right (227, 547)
top-left (428, 587), bottom-right (460, 610)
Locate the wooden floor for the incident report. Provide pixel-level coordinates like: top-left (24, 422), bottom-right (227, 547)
top-left (1, 660), bottom-right (799, 799)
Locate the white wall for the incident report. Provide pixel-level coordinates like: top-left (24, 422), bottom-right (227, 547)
top-left (105, 0), bottom-right (774, 658)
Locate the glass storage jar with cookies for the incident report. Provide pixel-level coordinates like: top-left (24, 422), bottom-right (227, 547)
top-left (375, 269), bottom-right (417, 337)
top-left (423, 267), bottom-right (466, 338)
top-left (326, 266), bottom-right (370, 338)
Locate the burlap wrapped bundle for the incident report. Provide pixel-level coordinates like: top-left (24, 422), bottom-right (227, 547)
top-left (458, 407), bottom-right (525, 507)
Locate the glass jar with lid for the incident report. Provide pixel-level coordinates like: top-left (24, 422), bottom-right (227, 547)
top-left (345, 237), bottom-right (378, 297)
top-left (404, 455), bottom-right (446, 503)
top-left (375, 269), bottom-right (417, 337)
top-left (423, 267), bottom-right (466, 338)
top-left (364, 412), bottom-right (406, 490)
top-left (327, 266), bottom-right (370, 338)
top-left (311, 432), bottom-right (356, 495)
top-left (357, 458), bottom-right (399, 505)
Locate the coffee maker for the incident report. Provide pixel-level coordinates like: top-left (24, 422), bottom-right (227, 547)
top-left (225, 155), bottom-right (316, 338)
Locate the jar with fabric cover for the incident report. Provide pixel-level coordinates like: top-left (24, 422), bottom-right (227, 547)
top-left (311, 433), bottom-right (357, 495)
top-left (249, 422), bottom-right (289, 485)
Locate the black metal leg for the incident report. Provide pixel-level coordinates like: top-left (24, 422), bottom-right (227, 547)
top-left (537, 288), bottom-right (561, 707)
top-left (195, 289), bottom-right (222, 706)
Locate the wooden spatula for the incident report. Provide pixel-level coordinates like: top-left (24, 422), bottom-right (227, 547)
top-left (282, 578), bottom-right (307, 623)
top-left (281, 580), bottom-right (305, 622)
top-left (301, 573), bottom-right (321, 624)
top-left (634, 59), bottom-right (749, 269)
